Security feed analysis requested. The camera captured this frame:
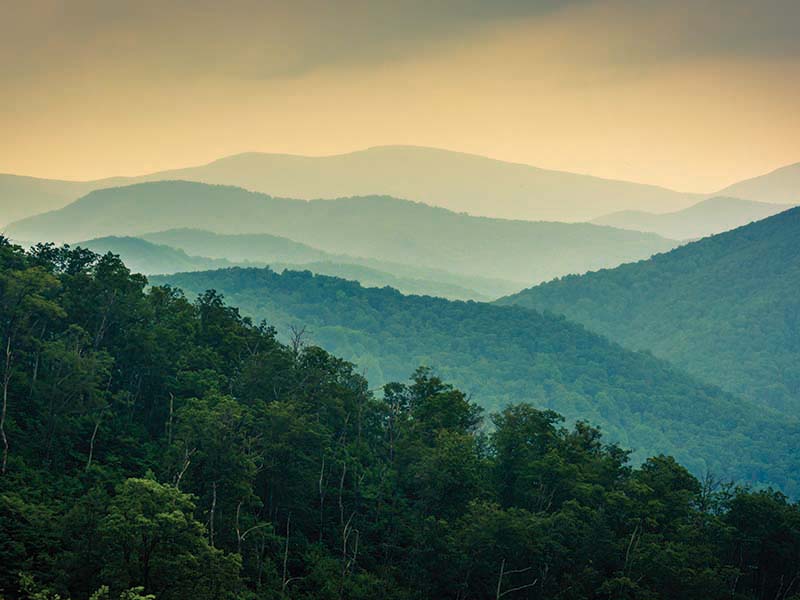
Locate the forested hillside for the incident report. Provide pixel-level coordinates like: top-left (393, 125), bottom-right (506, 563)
top-left (501, 207), bottom-right (800, 414)
top-left (154, 267), bottom-right (800, 493)
top-left (5, 181), bottom-right (678, 285)
top-left (2, 237), bottom-right (799, 600)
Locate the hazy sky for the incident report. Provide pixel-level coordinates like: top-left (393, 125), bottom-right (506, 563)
top-left (2, 0), bottom-right (799, 191)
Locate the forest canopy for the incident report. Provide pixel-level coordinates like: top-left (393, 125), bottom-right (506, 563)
top-left (2, 238), bottom-right (799, 600)
top-left (501, 207), bottom-right (800, 414)
top-left (154, 266), bottom-right (800, 494)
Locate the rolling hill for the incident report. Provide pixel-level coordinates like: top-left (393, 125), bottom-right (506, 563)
top-left (140, 229), bottom-right (520, 299)
top-left (6, 149), bottom-right (798, 227)
top-left (0, 174), bottom-right (98, 227)
top-left (591, 196), bottom-right (796, 240)
top-left (718, 161), bottom-right (800, 204)
top-left (152, 266), bottom-right (800, 494)
top-left (132, 145), bottom-right (702, 221)
top-left (76, 235), bottom-right (496, 300)
top-left (77, 236), bottom-right (240, 274)
top-left (500, 207), bottom-right (800, 413)
top-left (141, 228), bottom-right (331, 264)
top-left (5, 181), bottom-right (679, 285)
top-left (1, 146), bottom-right (703, 224)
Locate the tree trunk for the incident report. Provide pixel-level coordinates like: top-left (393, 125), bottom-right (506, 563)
top-left (281, 513), bottom-right (291, 598)
top-left (319, 455), bottom-right (326, 543)
top-left (86, 417), bottom-right (101, 470)
top-left (1, 335), bottom-right (12, 474)
top-left (209, 481), bottom-right (217, 548)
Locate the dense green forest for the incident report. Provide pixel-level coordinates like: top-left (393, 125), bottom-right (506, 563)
top-left (153, 267), bottom-right (800, 494)
top-left (2, 237), bottom-right (799, 600)
top-left (5, 181), bottom-right (677, 285)
top-left (501, 207), bottom-right (800, 414)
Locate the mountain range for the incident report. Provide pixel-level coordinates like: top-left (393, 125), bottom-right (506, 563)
top-left (140, 229), bottom-right (519, 298)
top-left (4, 146), bottom-right (797, 227)
top-left (152, 266), bottom-right (800, 494)
top-left (591, 196), bottom-right (796, 240)
top-left (718, 161), bottom-right (800, 204)
top-left (78, 234), bottom-right (504, 300)
top-left (5, 181), bottom-right (678, 286)
top-left (501, 207), bottom-right (800, 414)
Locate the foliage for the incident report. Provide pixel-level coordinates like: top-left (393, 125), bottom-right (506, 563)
top-left (2, 238), bottom-right (799, 599)
top-left (153, 266), bottom-right (800, 494)
top-left (501, 207), bottom-right (800, 414)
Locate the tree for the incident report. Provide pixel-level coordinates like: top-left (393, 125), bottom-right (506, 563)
top-left (98, 478), bottom-right (240, 600)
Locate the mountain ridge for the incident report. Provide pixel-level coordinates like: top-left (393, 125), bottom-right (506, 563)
top-left (77, 234), bottom-right (501, 300)
top-left (718, 161), bottom-right (800, 204)
top-left (5, 180), bottom-right (679, 286)
top-left (500, 206), bottom-right (800, 413)
top-left (0, 145), bottom-right (703, 224)
top-left (591, 196), bottom-right (797, 239)
top-left (153, 264), bottom-right (800, 493)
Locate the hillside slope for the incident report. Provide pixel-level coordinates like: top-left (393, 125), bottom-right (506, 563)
top-left (0, 174), bottom-right (95, 227)
top-left (6, 181), bottom-right (678, 285)
top-left (718, 161), bottom-right (800, 204)
top-left (501, 207), bottom-right (800, 413)
top-left (153, 267), bottom-right (800, 492)
top-left (591, 196), bottom-right (795, 239)
top-left (78, 236), bottom-right (238, 274)
top-left (78, 235), bottom-right (494, 300)
top-left (3, 238), bottom-right (797, 600)
top-left (141, 229), bottom-right (520, 298)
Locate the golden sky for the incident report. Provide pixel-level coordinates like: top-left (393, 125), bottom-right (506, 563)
top-left (2, 0), bottom-right (799, 192)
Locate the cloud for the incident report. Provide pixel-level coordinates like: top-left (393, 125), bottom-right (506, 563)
top-left (1, 0), bottom-right (590, 80)
top-left (2, 0), bottom-right (798, 84)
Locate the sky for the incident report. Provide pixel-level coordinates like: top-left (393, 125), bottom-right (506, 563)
top-left (2, 0), bottom-right (799, 192)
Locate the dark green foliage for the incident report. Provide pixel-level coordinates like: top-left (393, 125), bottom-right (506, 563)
top-left (153, 266), bottom-right (800, 494)
top-left (2, 238), bottom-right (800, 600)
top-left (500, 207), bottom-right (800, 414)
